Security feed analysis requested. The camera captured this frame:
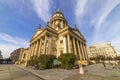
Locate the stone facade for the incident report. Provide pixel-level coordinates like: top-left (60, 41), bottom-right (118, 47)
top-left (87, 43), bottom-right (117, 58)
top-left (18, 48), bottom-right (29, 66)
top-left (28, 10), bottom-right (88, 61)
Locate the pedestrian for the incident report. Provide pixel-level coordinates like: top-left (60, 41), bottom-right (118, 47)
top-left (112, 63), bottom-right (115, 69)
top-left (112, 61), bottom-right (118, 69)
top-left (102, 61), bottom-right (106, 69)
top-left (34, 64), bottom-right (39, 70)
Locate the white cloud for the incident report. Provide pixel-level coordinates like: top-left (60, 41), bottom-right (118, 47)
top-left (0, 33), bottom-right (29, 58)
top-left (75, 0), bottom-right (120, 54)
top-left (75, 0), bottom-right (88, 23)
top-left (92, 0), bottom-right (120, 43)
top-left (91, 1), bottom-right (120, 54)
top-left (94, 0), bottom-right (120, 30)
top-left (0, 44), bottom-right (20, 58)
top-left (0, 33), bottom-right (29, 47)
top-left (30, 0), bottom-right (51, 22)
top-left (110, 37), bottom-right (120, 53)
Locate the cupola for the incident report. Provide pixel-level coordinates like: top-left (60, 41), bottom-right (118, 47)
top-left (50, 9), bottom-right (68, 31)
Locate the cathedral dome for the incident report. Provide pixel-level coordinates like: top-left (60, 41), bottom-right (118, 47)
top-left (52, 9), bottom-right (64, 18)
top-left (50, 9), bottom-right (68, 31)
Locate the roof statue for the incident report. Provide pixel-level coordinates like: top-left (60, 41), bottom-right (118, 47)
top-left (38, 24), bottom-right (41, 29)
top-left (47, 21), bottom-right (49, 26)
top-left (56, 9), bottom-right (60, 12)
top-left (74, 24), bottom-right (78, 30)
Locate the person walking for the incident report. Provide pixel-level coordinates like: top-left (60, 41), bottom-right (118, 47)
top-left (102, 61), bottom-right (106, 69)
top-left (112, 61), bottom-right (118, 69)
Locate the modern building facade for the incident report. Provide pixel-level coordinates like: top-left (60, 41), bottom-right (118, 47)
top-left (87, 43), bottom-right (117, 59)
top-left (28, 10), bottom-right (88, 61)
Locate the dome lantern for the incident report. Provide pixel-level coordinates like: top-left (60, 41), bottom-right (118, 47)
top-left (50, 9), bottom-right (68, 31)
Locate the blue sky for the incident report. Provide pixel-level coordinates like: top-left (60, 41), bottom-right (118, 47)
top-left (0, 0), bottom-right (120, 58)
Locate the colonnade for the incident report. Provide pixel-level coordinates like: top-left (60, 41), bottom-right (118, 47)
top-left (65, 34), bottom-right (88, 60)
top-left (29, 36), bottom-right (47, 58)
top-left (28, 34), bottom-right (88, 61)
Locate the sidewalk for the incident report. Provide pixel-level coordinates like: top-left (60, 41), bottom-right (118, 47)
top-left (17, 65), bottom-right (79, 80)
top-left (16, 64), bottom-right (120, 80)
top-left (16, 65), bottom-right (45, 80)
top-left (64, 64), bottom-right (120, 80)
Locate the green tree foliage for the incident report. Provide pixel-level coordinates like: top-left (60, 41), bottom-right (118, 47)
top-left (38, 54), bottom-right (56, 70)
top-left (27, 55), bottom-right (56, 70)
top-left (27, 56), bottom-right (39, 66)
top-left (90, 57), bottom-right (96, 60)
top-left (58, 53), bottom-right (76, 70)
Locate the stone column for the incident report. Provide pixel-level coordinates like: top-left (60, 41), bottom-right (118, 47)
top-left (38, 39), bottom-right (41, 57)
top-left (34, 41), bottom-right (37, 56)
top-left (28, 45), bottom-right (32, 58)
top-left (77, 40), bottom-right (81, 60)
top-left (43, 35), bottom-right (47, 54)
top-left (33, 42), bottom-right (38, 56)
top-left (67, 34), bottom-right (71, 53)
top-left (48, 37), bottom-right (51, 55)
top-left (37, 40), bottom-right (40, 55)
top-left (84, 44), bottom-right (88, 60)
top-left (33, 42), bottom-right (37, 56)
top-left (35, 40), bottom-right (40, 56)
top-left (82, 43), bottom-right (86, 60)
top-left (83, 44), bottom-right (87, 60)
top-left (54, 20), bottom-right (55, 28)
top-left (65, 35), bottom-right (68, 53)
top-left (28, 48), bottom-right (31, 60)
top-left (31, 43), bottom-right (35, 57)
top-left (79, 42), bottom-right (83, 60)
top-left (71, 37), bottom-right (74, 53)
top-left (73, 38), bottom-right (77, 56)
top-left (80, 42), bottom-right (85, 60)
top-left (28, 45), bottom-right (32, 59)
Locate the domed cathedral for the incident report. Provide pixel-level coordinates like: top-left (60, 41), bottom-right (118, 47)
top-left (28, 9), bottom-right (88, 61)
top-left (50, 9), bottom-right (68, 31)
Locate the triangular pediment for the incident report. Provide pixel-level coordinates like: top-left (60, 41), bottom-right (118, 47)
top-left (72, 29), bottom-right (85, 40)
top-left (31, 29), bottom-right (43, 40)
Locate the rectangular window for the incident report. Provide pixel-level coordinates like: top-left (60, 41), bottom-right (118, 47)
top-left (60, 40), bottom-right (63, 44)
top-left (60, 50), bottom-right (63, 54)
